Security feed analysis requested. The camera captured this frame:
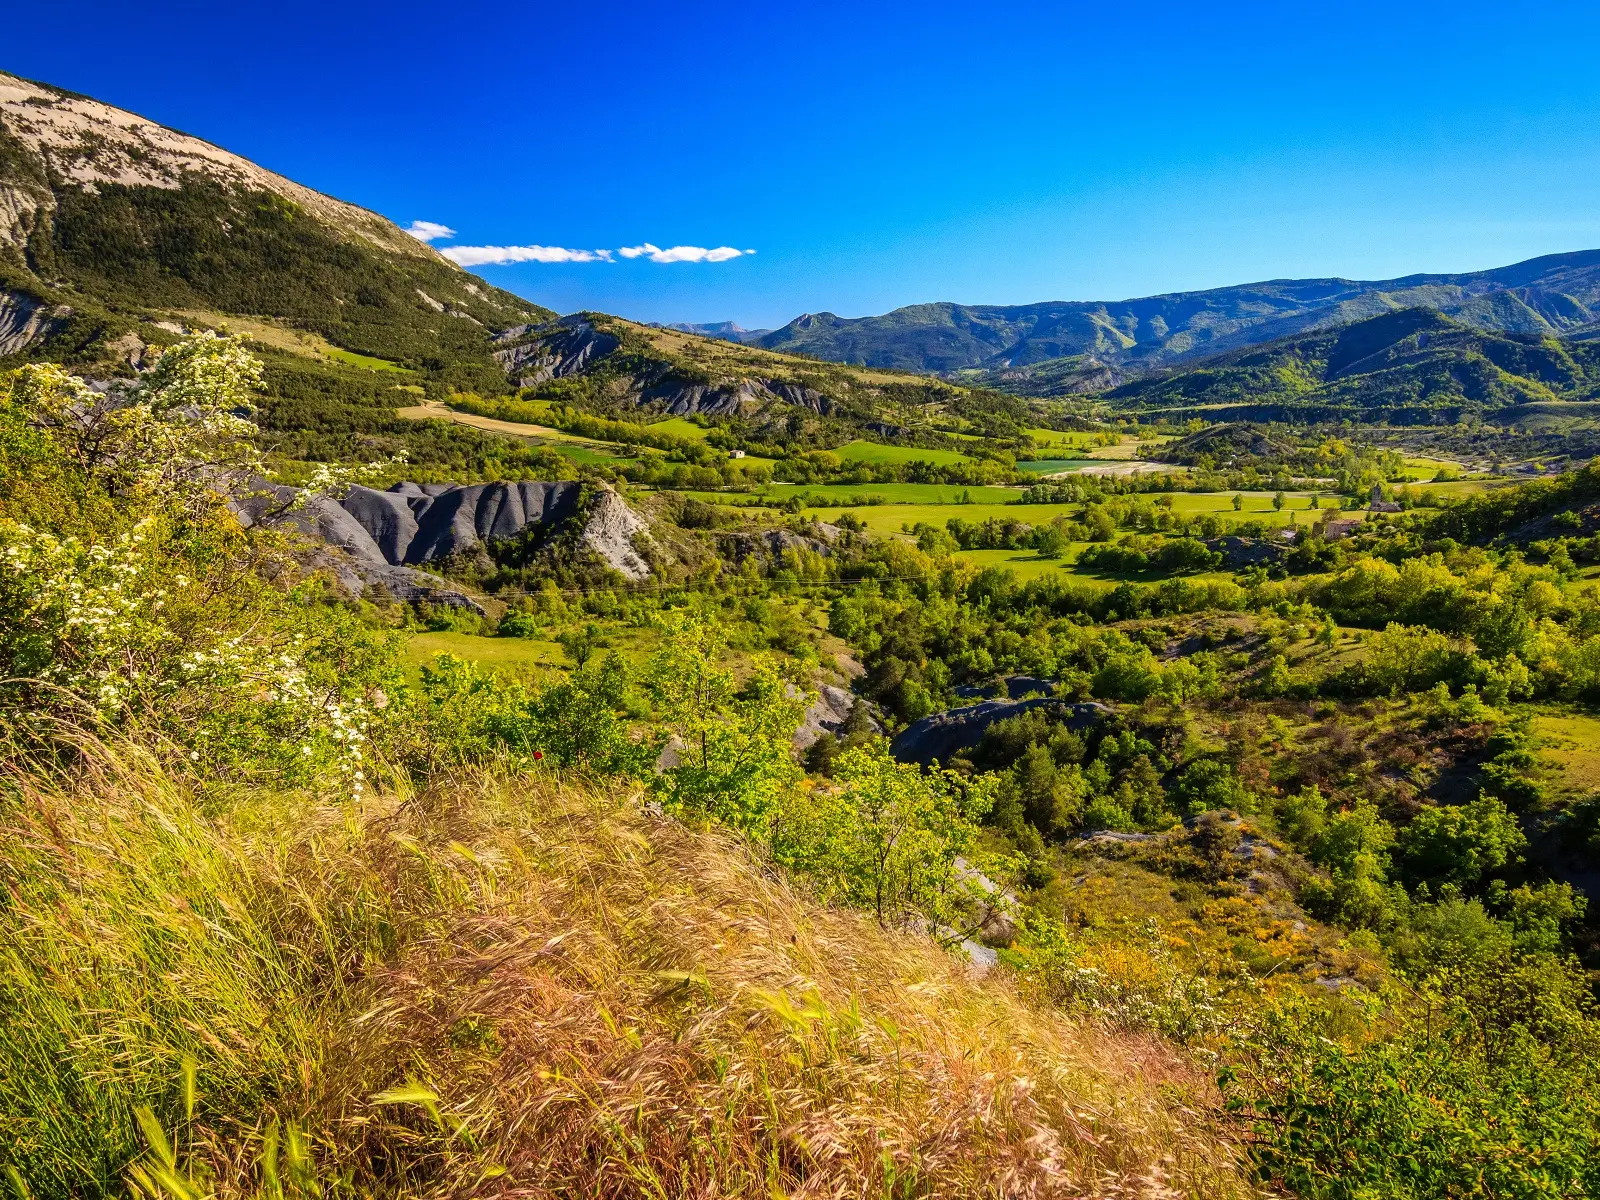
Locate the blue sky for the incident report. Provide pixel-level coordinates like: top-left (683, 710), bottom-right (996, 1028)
top-left (11, 1), bottom-right (1600, 328)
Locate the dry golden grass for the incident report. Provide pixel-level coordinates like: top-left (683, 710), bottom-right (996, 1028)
top-left (5, 754), bottom-right (1257, 1199)
top-left (300, 777), bottom-right (1253, 1198)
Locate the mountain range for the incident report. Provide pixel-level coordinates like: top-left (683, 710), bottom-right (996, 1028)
top-left (1103, 306), bottom-right (1600, 423)
top-left (7, 63), bottom-right (1600, 446)
top-left (738, 252), bottom-right (1600, 383)
top-left (653, 320), bottom-right (772, 344)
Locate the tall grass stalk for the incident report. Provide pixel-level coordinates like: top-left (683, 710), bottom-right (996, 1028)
top-left (2, 741), bottom-right (1254, 1197)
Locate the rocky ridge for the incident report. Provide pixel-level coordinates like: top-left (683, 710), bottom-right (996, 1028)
top-left (493, 316), bottom-right (836, 417)
top-left (0, 71), bottom-right (440, 263)
top-left (237, 481), bottom-right (655, 607)
top-left (891, 698), bottom-right (1110, 766)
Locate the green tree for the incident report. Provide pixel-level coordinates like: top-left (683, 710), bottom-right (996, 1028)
top-left (775, 741), bottom-right (1005, 934)
top-left (521, 653), bottom-right (650, 775)
top-left (1396, 795), bottom-right (1526, 891)
top-left (1031, 523), bottom-right (1068, 559)
top-left (646, 612), bottom-right (808, 837)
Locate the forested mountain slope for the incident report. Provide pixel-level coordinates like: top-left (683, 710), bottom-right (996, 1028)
top-left (756, 250), bottom-right (1600, 377)
top-left (0, 70), bottom-right (1027, 471)
top-left (1102, 308), bottom-right (1600, 422)
top-left (0, 69), bottom-right (549, 393)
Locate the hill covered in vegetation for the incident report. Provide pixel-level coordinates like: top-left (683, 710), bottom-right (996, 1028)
top-left (1102, 308), bottom-right (1600, 423)
top-left (754, 250), bottom-right (1600, 376)
top-left (0, 71), bottom-right (550, 390)
top-left (7, 329), bottom-right (1600, 1200)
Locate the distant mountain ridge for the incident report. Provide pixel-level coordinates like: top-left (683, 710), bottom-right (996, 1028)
top-left (755, 251), bottom-right (1600, 380)
top-left (653, 320), bottom-right (772, 344)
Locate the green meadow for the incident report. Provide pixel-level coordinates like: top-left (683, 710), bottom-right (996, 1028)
top-left (405, 630), bottom-right (565, 670)
top-left (833, 439), bottom-right (976, 466)
top-left (324, 346), bottom-right (411, 372)
top-left (781, 481), bottom-right (1021, 504)
top-left (1017, 458), bottom-right (1102, 473)
top-left (649, 416), bottom-right (713, 441)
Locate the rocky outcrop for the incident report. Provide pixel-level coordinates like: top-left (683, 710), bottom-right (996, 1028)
top-left (337, 480), bottom-right (652, 582)
top-left (579, 488), bottom-right (652, 581)
top-left (0, 290), bottom-right (69, 356)
top-left (341, 481), bottom-right (583, 565)
top-left (231, 482), bottom-right (486, 613)
top-left (489, 315), bottom-right (840, 418)
top-left (236, 479), bottom-right (653, 602)
top-left (794, 684), bottom-right (879, 750)
top-left (890, 698), bottom-right (1109, 766)
top-left (719, 527), bottom-right (837, 564)
top-left (1205, 534), bottom-right (1294, 568)
top-left (761, 379), bottom-right (831, 413)
top-left (953, 675), bottom-right (1057, 701)
top-left (639, 379), bottom-right (754, 416)
top-left (493, 318), bottom-right (619, 387)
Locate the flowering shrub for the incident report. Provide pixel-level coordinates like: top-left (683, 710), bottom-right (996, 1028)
top-left (0, 337), bottom-right (390, 793)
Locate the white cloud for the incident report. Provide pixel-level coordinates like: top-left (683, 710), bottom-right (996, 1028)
top-left (439, 244), bottom-right (614, 266)
top-left (405, 220), bottom-right (457, 242)
top-left (617, 243), bottom-right (752, 264)
top-left (428, 239), bottom-right (755, 266)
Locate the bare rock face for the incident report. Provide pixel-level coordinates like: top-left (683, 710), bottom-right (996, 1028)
top-left (719, 527), bottom-right (835, 565)
top-left (793, 684), bottom-right (877, 750)
top-left (338, 481), bottom-right (648, 581)
top-left (578, 488), bottom-right (652, 581)
top-left (341, 481), bottom-right (583, 565)
top-left (0, 290), bottom-right (68, 355)
top-left (493, 318), bottom-right (618, 387)
top-left (334, 483), bottom-right (652, 585)
top-left (234, 479), bottom-right (654, 605)
top-left (641, 380), bottom-right (754, 416)
top-left (230, 482), bottom-right (485, 613)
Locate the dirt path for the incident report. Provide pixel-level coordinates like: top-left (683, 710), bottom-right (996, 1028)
top-left (396, 399), bottom-right (607, 446)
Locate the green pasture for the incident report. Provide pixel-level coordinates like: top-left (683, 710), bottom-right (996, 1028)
top-left (805, 490), bottom-right (1325, 537)
top-left (405, 631), bottom-right (565, 671)
top-left (1017, 458), bottom-right (1103, 474)
top-left (833, 439), bottom-right (976, 467)
top-left (1400, 456), bottom-right (1463, 481)
top-left (1532, 711), bottom-right (1600, 798)
top-left (805, 502), bottom-right (1080, 536)
top-left (1408, 479), bottom-right (1512, 499)
top-left (1025, 428), bottom-right (1102, 451)
top-left (1163, 490), bottom-right (1326, 515)
top-left (554, 443), bottom-right (638, 466)
top-left (325, 346), bottom-right (410, 372)
top-left (949, 547), bottom-right (1096, 583)
top-left (783, 481), bottom-right (1022, 504)
top-left (649, 417), bottom-right (712, 441)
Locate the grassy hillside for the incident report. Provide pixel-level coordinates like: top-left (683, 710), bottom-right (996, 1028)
top-left (4, 756), bottom-right (1248, 1198)
top-left (490, 312), bottom-right (1059, 463)
top-left (9, 334), bottom-right (1600, 1198)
